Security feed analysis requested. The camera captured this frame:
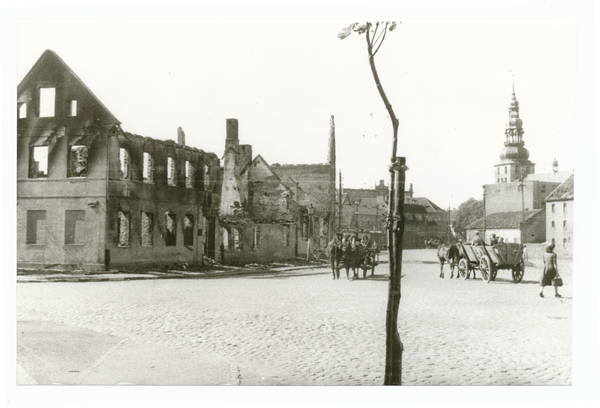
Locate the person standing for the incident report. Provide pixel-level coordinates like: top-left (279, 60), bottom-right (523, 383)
top-left (540, 244), bottom-right (561, 298)
top-left (490, 234), bottom-right (498, 245)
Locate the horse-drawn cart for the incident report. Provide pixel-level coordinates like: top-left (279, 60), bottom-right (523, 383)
top-left (456, 242), bottom-right (525, 283)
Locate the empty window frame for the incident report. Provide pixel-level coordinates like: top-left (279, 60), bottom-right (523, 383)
top-left (18, 102), bottom-right (27, 119)
top-left (26, 210), bottom-right (46, 244)
top-left (67, 100), bottom-right (77, 117)
top-left (29, 146), bottom-right (49, 178)
top-left (233, 228), bottom-right (241, 251)
top-left (253, 226), bottom-right (260, 250)
top-left (69, 145), bottom-right (88, 177)
top-left (204, 165), bottom-right (210, 190)
top-left (143, 152), bottom-right (155, 183)
top-left (166, 213), bottom-right (177, 246)
top-left (117, 210), bottom-right (130, 247)
top-left (39, 88), bottom-right (56, 117)
top-left (141, 212), bottom-right (154, 247)
top-left (185, 161), bottom-right (195, 189)
top-left (65, 210), bottom-right (85, 244)
top-left (119, 148), bottom-right (130, 179)
top-left (222, 227), bottom-right (229, 250)
top-left (283, 225), bottom-right (290, 247)
top-left (167, 157), bottom-right (176, 186)
top-left (184, 214), bottom-right (194, 246)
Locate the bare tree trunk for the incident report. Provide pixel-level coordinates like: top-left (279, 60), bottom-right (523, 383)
top-left (365, 29), bottom-right (405, 385)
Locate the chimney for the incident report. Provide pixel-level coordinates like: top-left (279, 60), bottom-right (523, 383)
top-left (177, 126), bottom-right (185, 146)
top-left (226, 118), bottom-right (239, 141)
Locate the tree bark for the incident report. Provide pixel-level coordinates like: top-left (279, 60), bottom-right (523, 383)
top-left (365, 27), bottom-right (405, 386)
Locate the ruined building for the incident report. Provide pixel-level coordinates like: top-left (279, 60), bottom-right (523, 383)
top-left (219, 117), bottom-right (337, 262)
top-left (17, 50), bottom-right (221, 271)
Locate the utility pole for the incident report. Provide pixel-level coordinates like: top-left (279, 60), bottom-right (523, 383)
top-left (338, 171), bottom-right (343, 232)
top-left (482, 186), bottom-right (487, 242)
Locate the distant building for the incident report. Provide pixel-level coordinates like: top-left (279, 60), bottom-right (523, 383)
top-left (338, 181), bottom-right (447, 248)
top-left (18, 50), bottom-right (221, 271)
top-left (544, 174), bottom-right (574, 258)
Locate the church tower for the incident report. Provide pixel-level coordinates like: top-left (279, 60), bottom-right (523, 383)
top-left (493, 80), bottom-right (535, 183)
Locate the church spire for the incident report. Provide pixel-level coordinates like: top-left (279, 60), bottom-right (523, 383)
top-left (494, 75), bottom-right (535, 183)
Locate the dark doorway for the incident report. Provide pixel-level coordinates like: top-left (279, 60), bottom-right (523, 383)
top-left (105, 250), bottom-right (110, 271)
top-left (206, 217), bottom-right (216, 259)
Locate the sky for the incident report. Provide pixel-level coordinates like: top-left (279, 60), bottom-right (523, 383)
top-left (16, 20), bottom-right (578, 208)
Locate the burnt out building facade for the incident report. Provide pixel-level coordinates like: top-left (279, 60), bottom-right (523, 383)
top-left (17, 50), bottom-right (220, 271)
top-left (218, 116), bottom-right (337, 263)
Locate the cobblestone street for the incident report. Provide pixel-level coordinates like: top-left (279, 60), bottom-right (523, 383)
top-left (17, 250), bottom-right (572, 386)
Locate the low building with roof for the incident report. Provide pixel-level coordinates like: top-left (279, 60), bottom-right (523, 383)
top-left (464, 209), bottom-right (546, 245)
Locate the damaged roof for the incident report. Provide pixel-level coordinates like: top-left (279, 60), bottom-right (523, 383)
top-left (18, 49), bottom-right (120, 125)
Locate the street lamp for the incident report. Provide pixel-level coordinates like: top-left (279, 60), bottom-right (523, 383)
top-left (306, 204), bottom-right (314, 261)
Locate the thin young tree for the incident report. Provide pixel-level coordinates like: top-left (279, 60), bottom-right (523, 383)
top-left (338, 21), bottom-right (405, 385)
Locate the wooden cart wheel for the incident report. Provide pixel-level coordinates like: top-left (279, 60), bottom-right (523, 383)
top-left (479, 255), bottom-right (494, 283)
top-left (512, 259), bottom-right (525, 283)
top-left (458, 258), bottom-right (468, 279)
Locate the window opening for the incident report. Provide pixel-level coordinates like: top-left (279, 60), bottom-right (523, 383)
top-left (68, 100), bottom-right (77, 117)
top-left (563, 238), bottom-right (567, 249)
top-left (204, 164), bottom-right (210, 190)
top-left (29, 146), bottom-right (48, 178)
top-left (69, 145), bottom-right (88, 177)
top-left (167, 157), bottom-right (176, 186)
top-left (119, 148), bottom-right (129, 179)
top-left (184, 214), bottom-right (194, 246)
top-left (39, 88), bottom-right (55, 117)
top-left (563, 220), bottom-right (567, 230)
top-left (166, 213), bottom-right (177, 246)
top-left (143, 152), bottom-right (154, 183)
top-left (551, 221), bottom-right (555, 230)
top-left (18, 103), bottom-right (27, 119)
top-left (118, 210), bottom-right (130, 247)
top-left (141, 212), bottom-right (154, 247)
top-left (283, 225), bottom-right (290, 247)
top-left (563, 203), bottom-right (567, 212)
top-left (222, 227), bottom-right (229, 250)
top-left (253, 226), bottom-right (260, 250)
top-left (233, 228), bottom-right (241, 250)
top-left (185, 161), bottom-right (194, 189)
top-left (551, 204), bottom-right (555, 213)
top-left (26, 210), bottom-right (46, 244)
top-left (65, 210), bottom-right (85, 244)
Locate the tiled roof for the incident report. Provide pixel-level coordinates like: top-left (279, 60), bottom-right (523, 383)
top-left (544, 174), bottom-right (574, 202)
top-left (465, 210), bottom-right (543, 230)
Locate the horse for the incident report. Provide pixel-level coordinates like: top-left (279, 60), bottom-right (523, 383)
top-left (425, 238), bottom-right (443, 249)
top-left (437, 243), bottom-right (459, 279)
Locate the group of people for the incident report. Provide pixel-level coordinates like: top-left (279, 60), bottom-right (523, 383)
top-left (469, 232), bottom-right (562, 298)
top-left (470, 232), bottom-right (506, 246)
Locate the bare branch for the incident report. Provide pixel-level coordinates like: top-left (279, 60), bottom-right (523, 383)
top-left (372, 23), bottom-right (389, 57)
